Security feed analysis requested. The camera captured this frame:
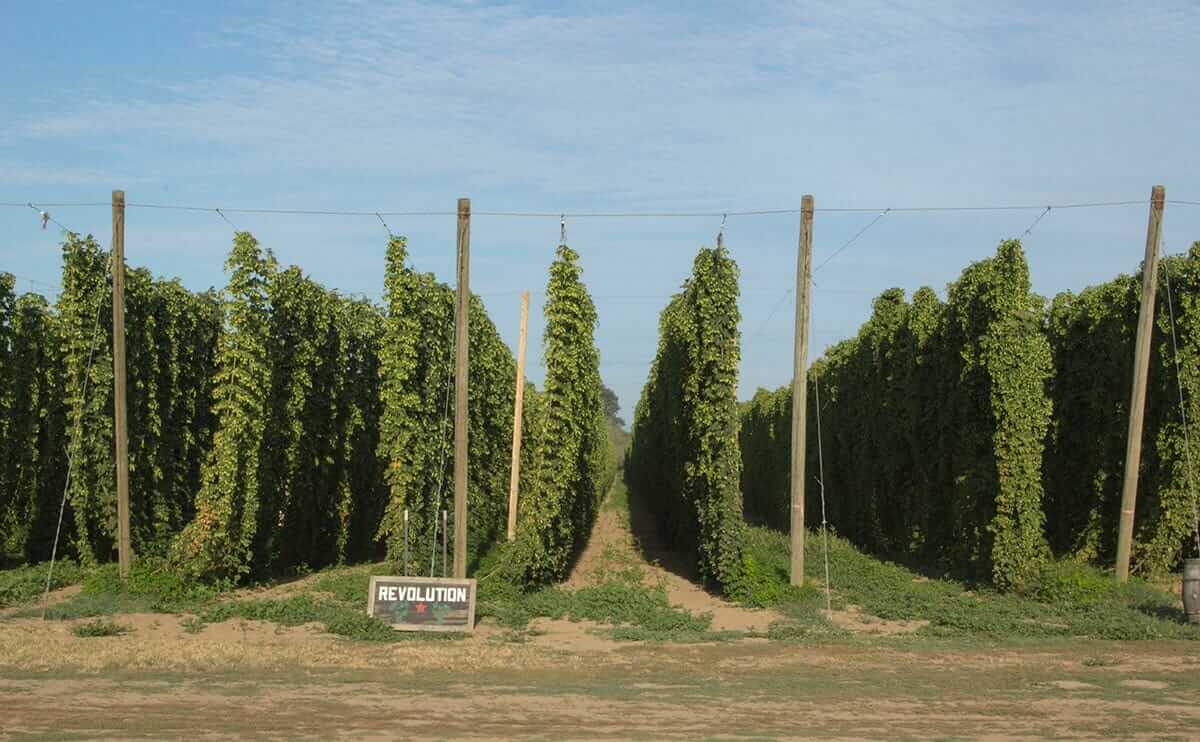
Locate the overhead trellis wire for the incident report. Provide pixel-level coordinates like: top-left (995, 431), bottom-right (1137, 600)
top-left (0, 197), bottom-right (1168, 219)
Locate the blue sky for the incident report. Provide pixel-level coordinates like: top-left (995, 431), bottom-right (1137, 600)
top-left (3, 1), bottom-right (1200, 417)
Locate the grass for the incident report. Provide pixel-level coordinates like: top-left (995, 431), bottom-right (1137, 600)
top-left (9, 461), bottom-right (1193, 648)
top-left (602, 476), bottom-right (630, 514)
top-left (735, 524), bottom-right (1200, 642)
top-left (4, 557), bottom-right (445, 642)
top-left (476, 571), bottom-right (723, 642)
top-left (2, 548), bottom-right (722, 643)
top-left (0, 560), bottom-right (84, 608)
top-left (21, 558), bottom-right (230, 620)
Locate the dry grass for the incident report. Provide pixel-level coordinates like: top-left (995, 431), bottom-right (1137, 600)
top-left (0, 614), bottom-right (586, 675)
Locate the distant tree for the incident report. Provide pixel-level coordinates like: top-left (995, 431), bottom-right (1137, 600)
top-left (600, 383), bottom-right (624, 427)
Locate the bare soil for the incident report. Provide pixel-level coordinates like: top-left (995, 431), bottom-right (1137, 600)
top-left (2, 633), bottom-right (1197, 739)
top-left (3, 491), bottom-right (1198, 738)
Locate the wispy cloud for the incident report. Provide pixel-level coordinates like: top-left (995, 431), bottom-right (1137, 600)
top-left (10, 2), bottom-right (1198, 204)
top-left (3, 0), bottom-right (1198, 407)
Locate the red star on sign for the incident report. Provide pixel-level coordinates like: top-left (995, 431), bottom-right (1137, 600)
top-left (415, 603), bottom-right (427, 614)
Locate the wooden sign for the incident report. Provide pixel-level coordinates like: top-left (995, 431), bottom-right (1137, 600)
top-left (367, 576), bottom-right (476, 632)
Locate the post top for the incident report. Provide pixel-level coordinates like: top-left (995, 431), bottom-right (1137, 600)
top-left (112, 190), bottom-right (125, 203)
top-left (458, 197), bottom-right (471, 212)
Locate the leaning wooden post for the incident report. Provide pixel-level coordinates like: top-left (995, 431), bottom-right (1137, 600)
top-left (453, 197), bottom-right (471, 578)
top-left (790, 195), bottom-right (814, 586)
top-left (1116, 185), bottom-right (1166, 582)
top-left (507, 290), bottom-right (530, 541)
top-left (112, 189), bottom-right (131, 580)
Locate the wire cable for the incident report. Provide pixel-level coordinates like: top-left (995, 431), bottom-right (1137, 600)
top-left (753, 209), bottom-right (892, 336)
top-left (42, 253), bottom-right (110, 618)
top-left (2, 197), bottom-right (1159, 219)
top-left (0, 201), bottom-right (107, 208)
top-left (1160, 240), bottom-right (1200, 557)
top-left (813, 208), bottom-right (891, 274)
top-left (26, 202), bottom-right (75, 234)
top-left (815, 373), bottom-right (833, 618)
top-left (750, 289), bottom-right (795, 338)
top-left (214, 208), bottom-right (239, 231)
top-left (429, 306), bottom-right (456, 577)
top-left (5, 273), bottom-right (63, 292)
top-left (1020, 206), bottom-right (1052, 238)
top-left (377, 213), bottom-right (394, 238)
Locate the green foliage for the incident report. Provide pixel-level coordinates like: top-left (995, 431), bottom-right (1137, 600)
top-left (1044, 242), bottom-right (1200, 575)
top-left (16, 557), bottom-right (446, 642)
top-left (82, 558), bottom-right (229, 612)
top-left (198, 592), bottom-right (455, 643)
top-left (0, 236), bottom-right (219, 568)
top-left (124, 271), bottom-right (222, 557)
top-left (335, 299), bottom-right (388, 564)
top-left (312, 567), bottom-right (373, 606)
top-left (0, 288), bottom-right (68, 565)
top-left (0, 273), bottom-right (13, 551)
top-left (627, 245), bottom-right (745, 590)
top-left (0, 560), bottom-right (83, 608)
top-left (506, 244), bottom-right (609, 586)
top-left (173, 233), bottom-right (275, 579)
top-left (1029, 560), bottom-right (1112, 608)
top-left (1, 231), bottom-right (601, 592)
top-left (58, 234), bottom-right (116, 565)
top-left (376, 236), bottom-right (519, 577)
top-left (174, 234), bottom-right (388, 580)
top-left (740, 241), bottom-right (1052, 591)
top-left (738, 386), bottom-right (792, 531)
top-left (743, 523), bottom-right (1198, 641)
top-left (476, 575), bottom-right (712, 640)
top-left (71, 618), bottom-right (129, 637)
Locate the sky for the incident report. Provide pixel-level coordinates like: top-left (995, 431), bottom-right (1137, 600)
top-left (2, 0), bottom-right (1200, 419)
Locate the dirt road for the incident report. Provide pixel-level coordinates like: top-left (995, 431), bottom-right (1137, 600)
top-left (2, 619), bottom-right (1198, 740)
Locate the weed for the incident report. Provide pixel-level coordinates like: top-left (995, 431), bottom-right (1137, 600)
top-left (311, 568), bottom-right (373, 607)
top-left (0, 560), bottom-right (84, 608)
top-left (766, 619), bottom-right (845, 642)
top-left (1029, 561), bottom-right (1113, 607)
top-left (199, 594), bottom-right (460, 643)
top-left (738, 524), bottom-right (1200, 642)
top-left (606, 626), bottom-right (747, 643)
top-left (180, 616), bottom-right (205, 634)
top-left (603, 478), bottom-right (630, 514)
top-left (476, 576), bottom-right (712, 640)
top-left (71, 619), bottom-right (129, 637)
top-left (81, 558), bottom-right (229, 613)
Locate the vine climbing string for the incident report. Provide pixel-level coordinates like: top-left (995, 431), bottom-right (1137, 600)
top-left (1160, 242), bottom-right (1200, 558)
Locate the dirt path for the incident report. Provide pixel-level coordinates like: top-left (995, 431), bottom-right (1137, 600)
top-left (567, 489), bottom-right (783, 633)
top-left (3, 640), bottom-right (1197, 739)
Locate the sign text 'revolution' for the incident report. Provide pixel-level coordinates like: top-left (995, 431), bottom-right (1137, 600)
top-left (367, 576), bottom-right (476, 632)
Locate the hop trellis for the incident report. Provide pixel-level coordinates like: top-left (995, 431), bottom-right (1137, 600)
top-left (1045, 242), bottom-right (1200, 575)
top-left (0, 230), bottom-right (608, 586)
top-left (627, 245), bottom-right (746, 592)
top-left (739, 239), bottom-right (1200, 588)
top-left (505, 244), bottom-right (610, 586)
top-left (740, 241), bottom-right (1054, 591)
